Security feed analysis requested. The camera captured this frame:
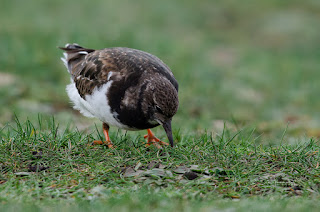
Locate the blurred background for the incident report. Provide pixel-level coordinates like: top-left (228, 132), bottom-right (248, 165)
top-left (1, 0), bottom-right (320, 142)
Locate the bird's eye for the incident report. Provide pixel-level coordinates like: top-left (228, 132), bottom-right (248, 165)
top-left (155, 105), bottom-right (163, 114)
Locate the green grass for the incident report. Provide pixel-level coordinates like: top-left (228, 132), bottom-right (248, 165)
top-left (1, 0), bottom-right (320, 210)
top-left (1, 117), bottom-right (320, 211)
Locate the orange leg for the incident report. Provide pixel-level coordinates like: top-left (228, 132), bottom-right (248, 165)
top-left (93, 123), bottom-right (114, 148)
top-left (144, 129), bottom-right (169, 148)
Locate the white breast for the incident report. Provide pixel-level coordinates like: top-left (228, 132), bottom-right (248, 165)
top-left (66, 80), bottom-right (131, 129)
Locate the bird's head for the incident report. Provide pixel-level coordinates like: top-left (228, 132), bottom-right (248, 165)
top-left (149, 78), bottom-right (179, 147)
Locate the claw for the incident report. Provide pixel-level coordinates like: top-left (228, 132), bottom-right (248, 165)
top-left (93, 140), bottom-right (114, 149)
top-left (144, 129), bottom-right (169, 148)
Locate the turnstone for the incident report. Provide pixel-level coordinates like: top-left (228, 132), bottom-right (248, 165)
top-left (60, 44), bottom-right (179, 148)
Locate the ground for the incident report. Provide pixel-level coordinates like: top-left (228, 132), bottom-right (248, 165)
top-left (1, 0), bottom-right (320, 211)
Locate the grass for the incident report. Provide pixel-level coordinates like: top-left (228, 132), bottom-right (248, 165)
top-left (1, 117), bottom-right (320, 211)
top-left (1, 0), bottom-right (320, 210)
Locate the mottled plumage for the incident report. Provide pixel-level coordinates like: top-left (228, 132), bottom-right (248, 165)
top-left (60, 43), bottom-right (179, 147)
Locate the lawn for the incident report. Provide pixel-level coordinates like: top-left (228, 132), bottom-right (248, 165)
top-left (1, 0), bottom-right (320, 211)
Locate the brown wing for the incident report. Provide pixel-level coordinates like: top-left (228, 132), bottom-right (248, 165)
top-left (60, 44), bottom-right (121, 98)
top-left (60, 44), bottom-right (178, 99)
top-left (73, 51), bottom-right (117, 98)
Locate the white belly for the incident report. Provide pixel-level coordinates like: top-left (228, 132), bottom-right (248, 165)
top-left (66, 80), bottom-right (130, 129)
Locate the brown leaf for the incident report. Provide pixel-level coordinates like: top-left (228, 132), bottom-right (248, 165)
top-left (183, 171), bottom-right (199, 180)
top-left (144, 168), bottom-right (167, 178)
top-left (158, 164), bottom-right (166, 169)
top-left (231, 195), bottom-right (240, 199)
top-left (28, 164), bottom-right (49, 172)
top-left (123, 167), bottom-right (143, 177)
top-left (147, 161), bottom-right (160, 170)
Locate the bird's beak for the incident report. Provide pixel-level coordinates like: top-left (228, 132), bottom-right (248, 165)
top-left (162, 119), bottom-right (174, 147)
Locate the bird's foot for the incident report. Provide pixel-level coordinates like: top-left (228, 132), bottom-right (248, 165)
top-left (144, 129), bottom-right (169, 148)
top-left (93, 140), bottom-right (114, 149)
top-left (92, 123), bottom-right (115, 149)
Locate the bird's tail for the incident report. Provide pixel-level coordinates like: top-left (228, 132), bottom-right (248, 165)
top-left (59, 43), bottom-right (95, 74)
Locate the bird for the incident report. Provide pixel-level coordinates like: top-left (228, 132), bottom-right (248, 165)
top-left (59, 43), bottom-right (179, 148)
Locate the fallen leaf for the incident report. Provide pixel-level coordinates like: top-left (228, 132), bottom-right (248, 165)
top-left (173, 165), bottom-right (189, 174)
top-left (231, 195), bottom-right (240, 199)
top-left (147, 161), bottom-right (160, 169)
top-left (28, 164), bottom-right (49, 172)
top-left (144, 168), bottom-right (166, 178)
top-left (134, 162), bottom-right (142, 170)
top-left (123, 167), bottom-right (143, 177)
top-left (190, 165), bottom-right (203, 173)
top-left (183, 171), bottom-right (199, 180)
top-left (158, 164), bottom-right (166, 169)
top-left (15, 172), bottom-right (31, 176)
